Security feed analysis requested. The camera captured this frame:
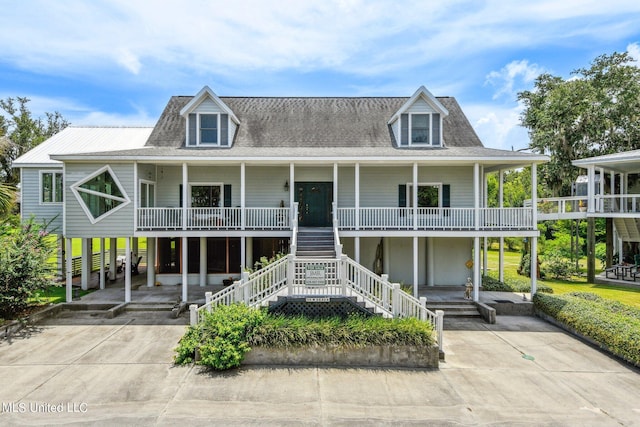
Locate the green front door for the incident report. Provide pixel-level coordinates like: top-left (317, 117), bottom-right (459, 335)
top-left (295, 182), bottom-right (333, 227)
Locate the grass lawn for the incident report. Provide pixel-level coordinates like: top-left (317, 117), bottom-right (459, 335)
top-left (486, 248), bottom-right (640, 309)
top-left (45, 236), bottom-right (147, 264)
top-left (29, 285), bottom-right (94, 305)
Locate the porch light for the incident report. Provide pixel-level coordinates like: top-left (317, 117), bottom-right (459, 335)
top-left (284, 180), bottom-right (289, 191)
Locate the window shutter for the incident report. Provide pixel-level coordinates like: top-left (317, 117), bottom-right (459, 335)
top-left (220, 114), bottom-right (229, 146)
top-left (432, 113), bottom-right (441, 146)
top-left (398, 184), bottom-right (407, 207)
top-left (179, 184), bottom-right (183, 207)
top-left (400, 114), bottom-right (408, 146)
top-left (224, 184), bottom-right (232, 207)
top-left (442, 184), bottom-right (450, 207)
top-left (188, 114), bottom-right (197, 146)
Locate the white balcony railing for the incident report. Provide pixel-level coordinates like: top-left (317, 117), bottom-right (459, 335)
top-left (337, 207), bottom-right (533, 230)
top-left (137, 207), bottom-right (291, 231)
top-left (529, 194), bottom-right (640, 218)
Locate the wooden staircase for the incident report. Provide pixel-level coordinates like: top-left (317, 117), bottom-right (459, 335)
top-left (296, 227), bottom-right (336, 258)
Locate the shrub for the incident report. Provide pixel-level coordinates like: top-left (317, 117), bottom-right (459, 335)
top-left (174, 303), bottom-right (266, 369)
top-left (534, 293), bottom-right (640, 367)
top-left (175, 304), bottom-right (435, 370)
top-left (0, 218), bottom-right (56, 318)
top-left (482, 275), bottom-right (553, 294)
top-left (543, 250), bottom-right (574, 279)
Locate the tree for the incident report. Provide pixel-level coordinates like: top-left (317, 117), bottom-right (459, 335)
top-left (518, 52), bottom-right (640, 196)
top-left (0, 183), bottom-right (15, 218)
top-left (0, 97), bottom-right (68, 184)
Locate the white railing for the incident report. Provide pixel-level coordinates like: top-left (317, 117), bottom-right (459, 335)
top-left (192, 253), bottom-right (444, 347)
top-left (332, 202), bottom-right (343, 257)
top-left (528, 194), bottom-right (640, 217)
top-left (137, 207), bottom-right (290, 230)
top-left (337, 207), bottom-right (533, 230)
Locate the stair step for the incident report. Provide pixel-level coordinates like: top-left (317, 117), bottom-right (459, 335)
top-left (125, 303), bottom-right (174, 312)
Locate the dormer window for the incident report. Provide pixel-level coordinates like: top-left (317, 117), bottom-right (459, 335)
top-left (405, 113), bottom-right (441, 146)
top-left (187, 113), bottom-right (229, 146)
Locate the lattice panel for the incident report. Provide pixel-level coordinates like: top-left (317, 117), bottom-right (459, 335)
top-left (268, 297), bottom-right (374, 319)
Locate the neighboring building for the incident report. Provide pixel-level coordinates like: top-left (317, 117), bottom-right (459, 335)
top-left (13, 85), bottom-right (548, 303)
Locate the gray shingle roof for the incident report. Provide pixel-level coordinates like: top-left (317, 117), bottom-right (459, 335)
top-left (146, 96), bottom-right (484, 149)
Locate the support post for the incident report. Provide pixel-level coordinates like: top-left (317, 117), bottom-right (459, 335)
top-left (147, 237), bottom-right (156, 287)
top-left (66, 238), bottom-right (73, 303)
top-left (381, 273), bottom-right (389, 310)
top-left (392, 283), bottom-right (400, 317)
top-left (587, 218), bottom-right (596, 283)
top-left (199, 237), bottom-right (207, 286)
top-left (181, 236), bottom-right (188, 302)
top-left (99, 238), bottom-right (105, 289)
top-left (413, 236), bottom-right (418, 297)
top-left (241, 162), bottom-right (246, 230)
top-left (436, 310), bottom-right (444, 349)
top-left (531, 236), bottom-right (538, 295)
top-left (109, 238), bottom-right (117, 281)
top-left (205, 291), bottom-right (213, 313)
top-left (341, 255), bottom-right (348, 296)
top-left (474, 163), bottom-right (480, 230)
top-left (182, 163), bottom-right (188, 230)
top-left (355, 162), bottom-right (360, 230)
top-left (354, 236), bottom-right (360, 263)
top-left (412, 162), bottom-right (418, 231)
top-left (81, 238), bottom-right (91, 290)
top-left (473, 236), bottom-right (480, 302)
top-left (189, 304), bottom-right (198, 326)
top-left (419, 297), bottom-right (427, 322)
top-left (287, 254), bottom-right (294, 296)
top-left (125, 238), bottom-right (131, 303)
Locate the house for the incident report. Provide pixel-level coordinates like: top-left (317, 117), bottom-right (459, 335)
top-left (533, 149), bottom-right (640, 281)
top-left (13, 85), bottom-right (548, 306)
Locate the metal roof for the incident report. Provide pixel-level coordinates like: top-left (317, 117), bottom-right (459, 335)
top-left (12, 127), bottom-right (154, 167)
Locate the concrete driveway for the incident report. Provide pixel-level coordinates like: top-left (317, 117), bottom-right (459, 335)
top-left (1, 314), bottom-right (639, 426)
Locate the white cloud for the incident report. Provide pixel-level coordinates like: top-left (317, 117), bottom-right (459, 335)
top-left (485, 60), bottom-right (545, 100)
top-left (1, 0), bottom-right (639, 83)
top-left (464, 102), bottom-right (530, 151)
top-left (627, 42), bottom-right (640, 66)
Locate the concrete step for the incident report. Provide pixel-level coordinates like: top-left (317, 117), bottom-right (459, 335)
top-left (125, 303), bottom-right (175, 312)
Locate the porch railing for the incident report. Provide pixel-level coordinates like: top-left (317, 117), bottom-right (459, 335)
top-left (137, 207), bottom-right (291, 231)
top-left (191, 254), bottom-right (444, 347)
top-left (337, 207), bottom-right (533, 230)
top-left (528, 194), bottom-right (640, 217)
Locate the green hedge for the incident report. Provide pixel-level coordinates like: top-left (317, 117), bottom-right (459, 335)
top-left (175, 303), bottom-right (435, 370)
top-left (534, 292), bottom-right (640, 366)
top-left (482, 275), bottom-right (553, 294)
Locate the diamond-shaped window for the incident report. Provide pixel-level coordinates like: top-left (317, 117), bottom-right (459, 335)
top-left (71, 166), bottom-right (130, 223)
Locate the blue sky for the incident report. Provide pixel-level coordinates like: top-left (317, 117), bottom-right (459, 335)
top-left (1, 0), bottom-right (640, 151)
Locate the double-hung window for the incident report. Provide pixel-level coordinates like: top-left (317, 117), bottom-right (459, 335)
top-left (41, 171), bottom-right (63, 204)
top-left (408, 183), bottom-right (442, 208)
top-left (401, 112), bottom-right (442, 146)
top-left (187, 113), bottom-right (229, 146)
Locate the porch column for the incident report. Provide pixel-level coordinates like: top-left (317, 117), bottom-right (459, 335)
top-left (147, 237), bottom-right (156, 287)
top-left (598, 167), bottom-right (605, 212)
top-left (81, 238), bottom-right (92, 290)
top-left (499, 169), bottom-right (504, 283)
top-left (182, 163), bottom-right (188, 230)
top-left (354, 237), bottom-right (360, 263)
top-left (109, 238), bottom-right (117, 281)
top-left (427, 237), bottom-right (434, 286)
top-left (473, 237), bottom-right (480, 302)
top-left (587, 165), bottom-right (596, 283)
top-left (199, 237), bottom-right (207, 286)
top-left (99, 238), bottom-right (105, 290)
top-left (66, 237), bottom-right (73, 303)
top-left (241, 162), bottom-right (246, 230)
top-left (289, 163), bottom-right (295, 210)
top-left (333, 163), bottom-right (338, 222)
top-left (241, 237), bottom-right (246, 272)
top-left (125, 238), bottom-right (131, 303)
top-left (474, 163), bottom-right (480, 230)
top-left (532, 163), bottom-right (538, 225)
top-left (483, 168), bottom-right (488, 276)
top-left (413, 236), bottom-right (418, 296)
top-left (181, 236), bottom-right (188, 302)
top-left (246, 237), bottom-right (253, 270)
top-left (355, 163), bottom-right (360, 230)
top-left (133, 161), bottom-right (138, 231)
top-left (587, 165), bottom-right (595, 214)
top-left (412, 163), bottom-right (418, 231)
top-left (530, 236), bottom-right (538, 295)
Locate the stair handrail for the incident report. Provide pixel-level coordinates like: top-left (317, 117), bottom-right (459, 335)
top-left (332, 202), bottom-right (343, 258)
top-left (290, 202), bottom-right (299, 254)
top-left (194, 256), bottom-right (290, 323)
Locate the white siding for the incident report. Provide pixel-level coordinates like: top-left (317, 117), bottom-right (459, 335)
top-left (294, 166), bottom-right (333, 182)
top-left (245, 166), bottom-right (289, 208)
top-left (337, 166), bottom-right (355, 206)
top-left (431, 237), bottom-right (472, 285)
top-left (194, 98), bottom-right (224, 114)
top-left (156, 165), bottom-right (182, 207)
top-left (20, 168), bottom-right (63, 231)
top-left (407, 98), bottom-right (436, 113)
top-left (64, 163), bottom-right (135, 238)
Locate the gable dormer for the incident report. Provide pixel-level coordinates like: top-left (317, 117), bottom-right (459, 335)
top-left (180, 86), bottom-right (240, 147)
top-left (389, 86), bottom-right (449, 148)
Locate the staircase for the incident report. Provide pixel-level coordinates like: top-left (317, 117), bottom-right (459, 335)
top-left (296, 227), bottom-right (336, 258)
top-left (613, 217), bottom-right (640, 242)
top-left (426, 301), bottom-right (481, 319)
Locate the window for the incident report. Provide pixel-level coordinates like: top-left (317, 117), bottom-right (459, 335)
top-left (187, 113), bottom-right (229, 146)
top-left (41, 171), bottom-right (63, 203)
top-left (200, 114), bottom-right (218, 144)
top-left (408, 183), bottom-right (441, 208)
top-left (140, 181), bottom-right (155, 208)
top-left (190, 184), bottom-right (222, 207)
top-left (71, 166), bottom-right (130, 223)
top-left (401, 113), bottom-right (442, 146)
